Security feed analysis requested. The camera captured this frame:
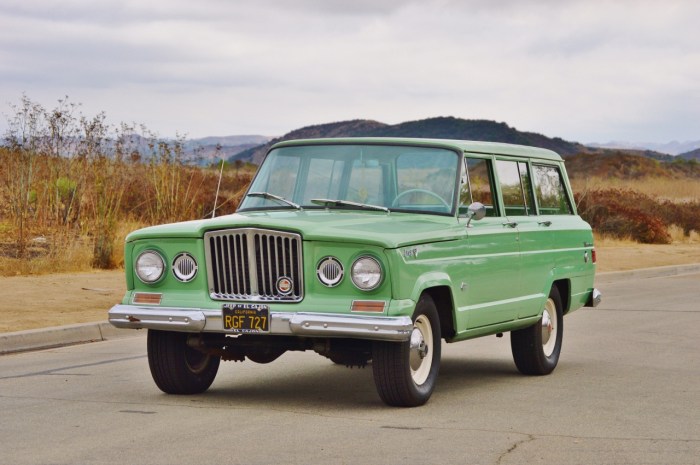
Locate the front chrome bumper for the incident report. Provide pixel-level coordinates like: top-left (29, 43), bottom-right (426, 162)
top-left (108, 304), bottom-right (413, 342)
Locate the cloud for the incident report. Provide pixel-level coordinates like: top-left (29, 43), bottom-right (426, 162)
top-left (0, 0), bottom-right (699, 142)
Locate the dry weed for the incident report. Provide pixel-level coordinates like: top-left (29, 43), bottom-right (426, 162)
top-left (572, 176), bottom-right (700, 202)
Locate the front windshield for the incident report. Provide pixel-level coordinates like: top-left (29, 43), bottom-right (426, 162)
top-left (238, 144), bottom-right (460, 215)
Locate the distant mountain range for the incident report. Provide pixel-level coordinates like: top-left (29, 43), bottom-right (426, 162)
top-left (588, 140), bottom-right (700, 157)
top-left (183, 135), bottom-right (270, 164)
top-left (224, 116), bottom-right (699, 165)
top-left (680, 147), bottom-right (700, 160)
top-left (231, 117), bottom-right (592, 165)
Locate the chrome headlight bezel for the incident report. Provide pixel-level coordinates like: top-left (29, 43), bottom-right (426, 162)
top-left (135, 250), bottom-right (165, 284)
top-left (350, 255), bottom-right (383, 291)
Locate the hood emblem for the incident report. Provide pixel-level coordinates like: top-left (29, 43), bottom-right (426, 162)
top-left (403, 247), bottom-right (419, 259)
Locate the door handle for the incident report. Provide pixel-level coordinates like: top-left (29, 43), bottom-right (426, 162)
top-left (538, 221), bottom-right (552, 227)
top-left (502, 221), bottom-right (518, 228)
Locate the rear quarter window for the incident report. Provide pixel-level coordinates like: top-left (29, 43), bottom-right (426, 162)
top-left (532, 164), bottom-right (573, 215)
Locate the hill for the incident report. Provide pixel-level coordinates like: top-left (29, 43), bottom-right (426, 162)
top-left (679, 148), bottom-right (700, 161)
top-left (183, 135), bottom-right (271, 165)
top-left (231, 117), bottom-right (586, 164)
top-left (588, 140), bottom-right (700, 156)
top-left (234, 119), bottom-right (388, 164)
top-left (565, 151), bottom-right (699, 179)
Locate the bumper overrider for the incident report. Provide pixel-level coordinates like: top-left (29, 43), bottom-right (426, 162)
top-left (108, 304), bottom-right (413, 342)
top-left (585, 288), bottom-right (602, 308)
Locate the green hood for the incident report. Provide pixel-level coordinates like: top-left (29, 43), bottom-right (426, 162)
top-left (126, 210), bottom-right (464, 249)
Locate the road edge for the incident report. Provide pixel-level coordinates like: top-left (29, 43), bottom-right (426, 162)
top-left (2, 262), bottom-right (699, 355)
top-left (597, 262), bottom-right (700, 282)
top-left (0, 321), bottom-right (141, 355)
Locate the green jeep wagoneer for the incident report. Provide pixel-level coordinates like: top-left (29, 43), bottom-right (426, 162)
top-left (109, 138), bottom-right (601, 406)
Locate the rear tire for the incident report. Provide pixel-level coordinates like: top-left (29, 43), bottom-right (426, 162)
top-left (147, 330), bottom-right (220, 394)
top-left (510, 286), bottom-right (563, 375)
top-left (372, 294), bottom-right (441, 407)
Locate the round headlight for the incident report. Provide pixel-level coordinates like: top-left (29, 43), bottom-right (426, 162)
top-left (135, 250), bottom-right (165, 283)
top-left (172, 253), bottom-right (198, 282)
top-left (351, 256), bottom-right (382, 291)
top-left (317, 257), bottom-right (344, 287)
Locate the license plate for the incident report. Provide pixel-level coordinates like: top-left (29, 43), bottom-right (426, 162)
top-left (222, 304), bottom-right (269, 333)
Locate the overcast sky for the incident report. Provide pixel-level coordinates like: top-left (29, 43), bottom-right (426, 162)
top-left (1, 0), bottom-right (699, 144)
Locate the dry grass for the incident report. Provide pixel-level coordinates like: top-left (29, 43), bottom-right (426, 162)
top-left (668, 225), bottom-right (700, 243)
top-left (572, 176), bottom-right (700, 202)
top-left (0, 233), bottom-right (93, 276)
top-left (594, 226), bottom-right (700, 247)
top-left (0, 219), bottom-right (167, 276)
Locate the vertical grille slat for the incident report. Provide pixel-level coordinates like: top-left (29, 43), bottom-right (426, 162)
top-left (205, 228), bottom-right (303, 302)
top-left (222, 236), bottom-right (232, 295)
top-left (266, 235), bottom-right (273, 297)
top-left (281, 237), bottom-right (288, 278)
top-left (231, 235), bottom-right (242, 294)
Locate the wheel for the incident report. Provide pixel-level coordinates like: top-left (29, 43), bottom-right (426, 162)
top-left (147, 330), bottom-right (220, 394)
top-left (392, 189), bottom-right (450, 209)
top-left (510, 286), bottom-right (564, 375)
top-left (372, 294), bottom-right (441, 407)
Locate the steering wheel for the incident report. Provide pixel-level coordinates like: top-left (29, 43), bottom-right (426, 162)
top-left (392, 189), bottom-right (450, 209)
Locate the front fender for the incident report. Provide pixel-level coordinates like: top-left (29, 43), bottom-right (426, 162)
top-left (408, 271), bottom-right (454, 303)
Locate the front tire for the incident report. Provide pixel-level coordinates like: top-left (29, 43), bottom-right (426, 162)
top-left (511, 286), bottom-right (564, 375)
top-left (147, 330), bottom-right (220, 394)
top-left (372, 294), bottom-right (441, 407)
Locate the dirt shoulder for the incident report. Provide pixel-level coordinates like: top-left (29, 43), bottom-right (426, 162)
top-left (1, 243), bottom-right (699, 333)
top-left (1, 270), bottom-right (126, 333)
top-left (595, 243), bottom-right (700, 272)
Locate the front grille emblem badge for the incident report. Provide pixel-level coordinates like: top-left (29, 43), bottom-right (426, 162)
top-left (276, 276), bottom-right (293, 295)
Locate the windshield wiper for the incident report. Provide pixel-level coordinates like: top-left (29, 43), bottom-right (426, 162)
top-left (247, 192), bottom-right (302, 210)
top-left (311, 198), bottom-right (390, 213)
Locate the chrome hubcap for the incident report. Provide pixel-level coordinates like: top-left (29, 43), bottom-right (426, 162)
top-left (410, 328), bottom-right (429, 359)
top-left (541, 309), bottom-right (552, 345)
top-left (409, 315), bottom-right (433, 385)
top-left (541, 298), bottom-right (558, 357)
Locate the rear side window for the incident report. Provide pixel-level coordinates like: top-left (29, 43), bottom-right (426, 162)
top-left (495, 160), bottom-right (535, 216)
top-left (532, 165), bottom-right (573, 215)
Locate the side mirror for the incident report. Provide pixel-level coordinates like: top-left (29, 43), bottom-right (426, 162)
top-left (465, 202), bottom-right (486, 228)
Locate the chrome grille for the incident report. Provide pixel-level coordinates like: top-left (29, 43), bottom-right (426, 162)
top-left (204, 228), bottom-right (303, 301)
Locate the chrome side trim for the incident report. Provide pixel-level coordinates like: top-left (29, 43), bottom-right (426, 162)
top-left (108, 305), bottom-right (412, 342)
top-left (585, 288), bottom-right (602, 307)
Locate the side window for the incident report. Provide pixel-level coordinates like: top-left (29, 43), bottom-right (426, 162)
top-left (460, 157), bottom-right (498, 217)
top-left (532, 164), bottom-right (573, 215)
top-left (495, 160), bottom-right (535, 216)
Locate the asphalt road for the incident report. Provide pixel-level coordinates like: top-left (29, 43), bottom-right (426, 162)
top-left (1, 271), bottom-right (698, 465)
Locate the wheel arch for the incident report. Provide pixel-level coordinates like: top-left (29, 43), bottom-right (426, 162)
top-left (422, 286), bottom-right (456, 340)
top-left (408, 272), bottom-right (456, 341)
top-left (551, 278), bottom-right (571, 314)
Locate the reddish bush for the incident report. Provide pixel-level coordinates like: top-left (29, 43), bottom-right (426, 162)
top-left (576, 188), bottom-right (672, 244)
